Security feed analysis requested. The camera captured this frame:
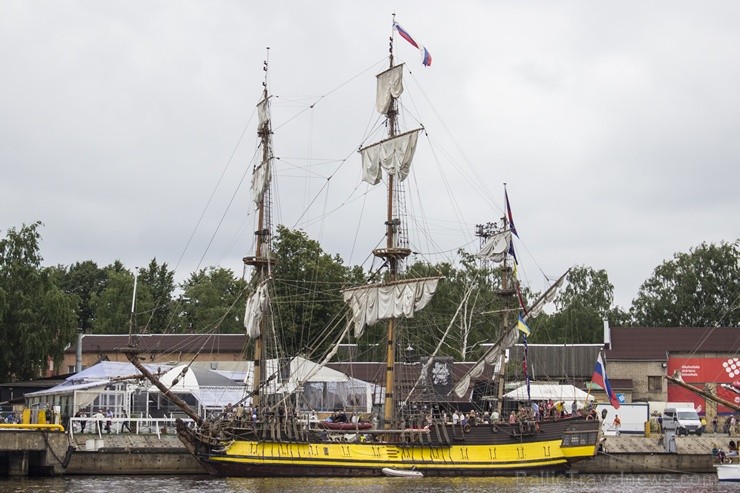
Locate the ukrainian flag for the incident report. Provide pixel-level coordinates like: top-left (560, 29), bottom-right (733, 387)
top-left (517, 313), bottom-right (531, 336)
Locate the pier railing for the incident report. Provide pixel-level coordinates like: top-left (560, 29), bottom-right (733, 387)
top-left (68, 416), bottom-right (194, 440)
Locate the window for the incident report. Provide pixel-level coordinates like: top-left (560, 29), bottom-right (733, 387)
top-left (648, 376), bottom-right (662, 392)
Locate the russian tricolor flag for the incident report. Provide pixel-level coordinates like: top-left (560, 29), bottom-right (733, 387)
top-left (592, 353), bottom-right (621, 409)
top-left (394, 22), bottom-right (432, 67)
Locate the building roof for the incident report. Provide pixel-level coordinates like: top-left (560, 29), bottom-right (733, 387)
top-left (605, 327), bottom-right (740, 361)
top-left (65, 333), bottom-right (247, 355)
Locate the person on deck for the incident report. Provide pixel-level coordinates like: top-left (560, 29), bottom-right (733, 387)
top-left (531, 401), bottom-right (540, 421)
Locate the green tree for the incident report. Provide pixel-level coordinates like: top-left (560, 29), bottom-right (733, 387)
top-left (630, 241), bottom-right (740, 327)
top-left (177, 267), bottom-right (247, 333)
top-left (56, 260), bottom-right (107, 331)
top-left (270, 225), bottom-right (364, 356)
top-left (137, 259), bottom-right (175, 333)
top-left (530, 265), bottom-right (618, 344)
top-left (0, 222), bottom-right (77, 380)
top-left (90, 262), bottom-right (140, 334)
top-left (399, 253), bottom-right (511, 361)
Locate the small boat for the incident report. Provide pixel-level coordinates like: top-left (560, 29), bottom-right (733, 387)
top-left (716, 463), bottom-right (740, 482)
top-left (318, 421), bottom-right (373, 431)
top-left (381, 467), bottom-right (423, 478)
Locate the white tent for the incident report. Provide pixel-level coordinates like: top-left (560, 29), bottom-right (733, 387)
top-left (153, 364), bottom-right (243, 390)
top-left (245, 356), bottom-right (374, 413)
top-left (504, 383), bottom-right (594, 407)
top-left (24, 361), bottom-right (173, 417)
top-left (149, 364), bottom-right (247, 410)
top-left (150, 357), bottom-right (375, 413)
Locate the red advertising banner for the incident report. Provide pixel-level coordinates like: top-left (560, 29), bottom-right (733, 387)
top-left (667, 357), bottom-right (740, 414)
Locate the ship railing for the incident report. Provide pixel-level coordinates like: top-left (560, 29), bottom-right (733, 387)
top-left (68, 416), bottom-right (195, 440)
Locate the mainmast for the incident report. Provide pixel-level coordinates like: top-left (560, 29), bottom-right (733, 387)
top-left (243, 53), bottom-right (275, 412)
top-left (375, 30), bottom-right (410, 429)
top-left (352, 18), bottom-right (434, 428)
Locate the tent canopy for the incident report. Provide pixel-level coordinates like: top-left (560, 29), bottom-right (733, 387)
top-left (151, 364), bottom-right (242, 391)
top-left (26, 361), bottom-right (170, 398)
top-left (503, 383), bottom-right (594, 404)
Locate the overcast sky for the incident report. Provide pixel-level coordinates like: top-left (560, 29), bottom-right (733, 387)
top-left (1, 1), bottom-right (738, 311)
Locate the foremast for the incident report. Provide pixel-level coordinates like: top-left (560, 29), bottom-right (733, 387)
top-left (474, 191), bottom-right (518, 417)
top-left (243, 54), bottom-right (276, 412)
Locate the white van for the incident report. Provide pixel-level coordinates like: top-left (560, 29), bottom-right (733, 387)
top-left (662, 407), bottom-right (703, 436)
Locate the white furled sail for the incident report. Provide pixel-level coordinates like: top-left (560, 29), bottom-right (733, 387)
top-left (453, 327), bottom-right (518, 398)
top-left (251, 97), bottom-right (273, 206)
top-left (342, 277), bottom-right (442, 338)
top-left (376, 64), bottom-right (404, 114)
top-left (244, 281), bottom-right (270, 339)
top-left (360, 129), bottom-right (421, 185)
top-left (476, 230), bottom-right (512, 262)
top-left (451, 270), bottom-right (569, 398)
top-left (527, 274), bottom-right (565, 318)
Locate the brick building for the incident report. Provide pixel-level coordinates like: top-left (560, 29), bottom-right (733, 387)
top-left (605, 325), bottom-right (740, 417)
top-left (62, 333), bottom-right (248, 374)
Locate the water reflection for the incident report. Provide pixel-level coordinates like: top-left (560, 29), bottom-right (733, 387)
top-left (1, 474), bottom-right (735, 493)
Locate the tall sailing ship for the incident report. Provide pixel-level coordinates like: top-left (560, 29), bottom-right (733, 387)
top-left (126, 20), bottom-right (600, 477)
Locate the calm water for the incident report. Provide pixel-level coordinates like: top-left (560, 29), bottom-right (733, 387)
top-left (0, 475), bottom-right (736, 493)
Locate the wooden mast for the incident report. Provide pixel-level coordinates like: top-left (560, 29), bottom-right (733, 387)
top-left (374, 18), bottom-right (411, 429)
top-left (496, 187), bottom-right (516, 417)
top-left (243, 53), bottom-right (275, 413)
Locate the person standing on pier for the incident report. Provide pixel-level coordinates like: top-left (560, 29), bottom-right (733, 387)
top-left (613, 415), bottom-right (621, 436)
top-left (92, 409), bottom-right (104, 434)
top-left (121, 410), bottom-right (132, 433)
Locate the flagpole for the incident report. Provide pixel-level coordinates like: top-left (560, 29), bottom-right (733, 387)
top-left (390, 13), bottom-right (396, 67)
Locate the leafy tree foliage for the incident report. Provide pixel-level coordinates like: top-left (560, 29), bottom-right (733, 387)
top-left (0, 223), bottom-right (77, 380)
top-left (177, 267), bottom-right (247, 333)
top-left (399, 252), bottom-right (515, 362)
top-left (90, 262), bottom-right (140, 334)
top-left (137, 259), bottom-right (176, 333)
top-left (270, 225), bottom-right (364, 356)
top-left (55, 260), bottom-right (107, 330)
top-left (630, 241), bottom-right (740, 327)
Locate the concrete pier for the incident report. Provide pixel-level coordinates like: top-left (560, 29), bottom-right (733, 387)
top-left (0, 430), bottom-right (203, 477)
top-left (572, 434), bottom-right (731, 474)
top-left (0, 430), bottom-right (71, 476)
top-left (64, 432), bottom-right (204, 475)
